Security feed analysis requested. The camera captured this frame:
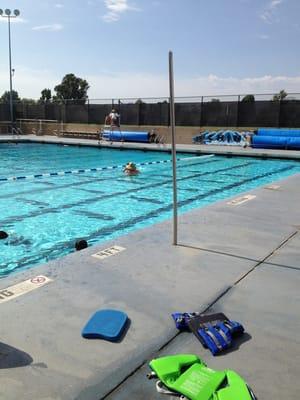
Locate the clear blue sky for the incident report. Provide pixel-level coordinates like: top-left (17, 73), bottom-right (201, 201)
top-left (1, 0), bottom-right (300, 99)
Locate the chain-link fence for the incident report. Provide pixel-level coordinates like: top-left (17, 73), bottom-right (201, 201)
top-left (1, 93), bottom-right (300, 128)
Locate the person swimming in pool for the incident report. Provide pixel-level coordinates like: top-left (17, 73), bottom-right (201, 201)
top-left (123, 162), bottom-right (140, 176)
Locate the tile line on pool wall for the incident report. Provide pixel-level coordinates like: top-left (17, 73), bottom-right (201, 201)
top-left (0, 161), bottom-right (254, 226)
top-left (0, 163), bottom-right (295, 276)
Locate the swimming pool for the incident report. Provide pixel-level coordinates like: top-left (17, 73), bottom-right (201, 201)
top-left (0, 142), bottom-right (299, 277)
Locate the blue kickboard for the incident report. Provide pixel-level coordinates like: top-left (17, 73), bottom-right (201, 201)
top-left (82, 309), bottom-right (128, 341)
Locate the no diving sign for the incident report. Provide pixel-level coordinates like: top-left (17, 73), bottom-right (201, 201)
top-left (0, 275), bottom-right (52, 304)
top-left (30, 276), bottom-right (47, 284)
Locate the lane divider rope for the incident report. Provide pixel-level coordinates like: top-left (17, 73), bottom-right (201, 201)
top-left (0, 154), bottom-right (214, 182)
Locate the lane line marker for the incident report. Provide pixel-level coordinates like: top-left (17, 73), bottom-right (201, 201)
top-left (264, 185), bottom-right (280, 190)
top-left (0, 275), bottom-right (52, 304)
top-left (227, 194), bottom-right (256, 206)
top-left (92, 245), bottom-right (126, 260)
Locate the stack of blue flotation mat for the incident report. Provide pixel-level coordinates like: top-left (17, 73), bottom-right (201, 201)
top-left (102, 130), bottom-right (150, 143)
top-left (193, 130), bottom-right (248, 145)
top-left (252, 128), bottom-right (300, 150)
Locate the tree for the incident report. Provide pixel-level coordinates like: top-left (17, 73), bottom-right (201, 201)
top-left (40, 88), bottom-right (52, 103)
top-left (211, 98), bottom-right (220, 102)
top-left (241, 94), bottom-right (255, 102)
top-left (21, 98), bottom-right (36, 105)
top-left (0, 90), bottom-right (20, 103)
top-left (135, 98), bottom-right (145, 104)
top-left (54, 73), bottom-right (89, 103)
top-left (273, 89), bottom-right (287, 101)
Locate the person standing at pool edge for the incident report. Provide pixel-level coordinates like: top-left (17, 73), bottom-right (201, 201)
top-left (106, 109), bottom-right (120, 127)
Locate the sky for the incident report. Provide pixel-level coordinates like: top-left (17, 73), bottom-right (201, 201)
top-left (0, 0), bottom-right (300, 100)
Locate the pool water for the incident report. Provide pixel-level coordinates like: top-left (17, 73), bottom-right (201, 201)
top-left (0, 142), bottom-right (299, 277)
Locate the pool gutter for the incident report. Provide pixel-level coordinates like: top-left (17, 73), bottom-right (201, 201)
top-left (1, 134), bottom-right (300, 160)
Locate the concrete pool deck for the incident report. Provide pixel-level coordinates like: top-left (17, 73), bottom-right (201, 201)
top-left (0, 135), bottom-right (299, 399)
top-left (1, 133), bottom-right (300, 160)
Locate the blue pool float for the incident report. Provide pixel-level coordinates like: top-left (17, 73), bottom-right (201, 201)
top-left (102, 131), bottom-right (149, 143)
top-left (257, 128), bottom-right (300, 137)
top-left (82, 309), bottom-right (128, 341)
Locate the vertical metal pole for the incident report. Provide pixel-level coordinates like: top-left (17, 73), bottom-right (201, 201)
top-left (169, 51), bottom-right (177, 245)
top-left (278, 98), bottom-right (281, 128)
top-left (236, 95), bottom-right (240, 127)
top-left (200, 95), bottom-right (204, 127)
top-left (8, 15), bottom-right (14, 134)
top-left (118, 99), bottom-right (121, 126)
top-left (226, 104), bottom-right (229, 127)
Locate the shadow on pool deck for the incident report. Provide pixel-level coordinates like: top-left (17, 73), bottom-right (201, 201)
top-left (0, 171), bottom-right (299, 400)
top-left (0, 343), bottom-right (33, 369)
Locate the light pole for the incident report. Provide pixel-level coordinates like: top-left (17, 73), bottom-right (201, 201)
top-left (169, 51), bottom-right (177, 245)
top-left (0, 8), bottom-right (20, 134)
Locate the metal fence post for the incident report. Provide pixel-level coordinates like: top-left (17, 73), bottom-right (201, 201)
top-left (63, 100), bottom-right (66, 124)
top-left (236, 95), bottom-right (240, 127)
top-left (87, 98), bottom-right (90, 125)
top-left (200, 96), bottom-right (203, 127)
top-left (138, 101), bottom-right (141, 126)
top-left (226, 104), bottom-right (229, 127)
top-left (278, 99), bottom-right (281, 127)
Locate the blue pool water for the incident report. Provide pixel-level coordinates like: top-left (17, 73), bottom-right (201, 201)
top-left (0, 142), bottom-right (299, 277)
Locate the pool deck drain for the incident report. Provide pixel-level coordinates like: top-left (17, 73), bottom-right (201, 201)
top-left (0, 136), bottom-right (299, 400)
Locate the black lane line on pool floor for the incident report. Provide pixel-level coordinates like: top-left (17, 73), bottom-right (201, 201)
top-left (16, 198), bottom-right (50, 207)
top-left (0, 163), bottom-right (294, 249)
top-left (100, 229), bottom-right (298, 400)
top-left (129, 195), bottom-right (164, 205)
top-left (0, 161), bottom-right (255, 226)
top-left (0, 176), bottom-right (112, 200)
top-left (0, 158), bottom-right (222, 200)
top-left (0, 164), bottom-right (295, 274)
top-left (74, 210), bottom-right (115, 221)
top-left (0, 156), bottom-right (217, 183)
top-left (77, 188), bottom-right (106, 194)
